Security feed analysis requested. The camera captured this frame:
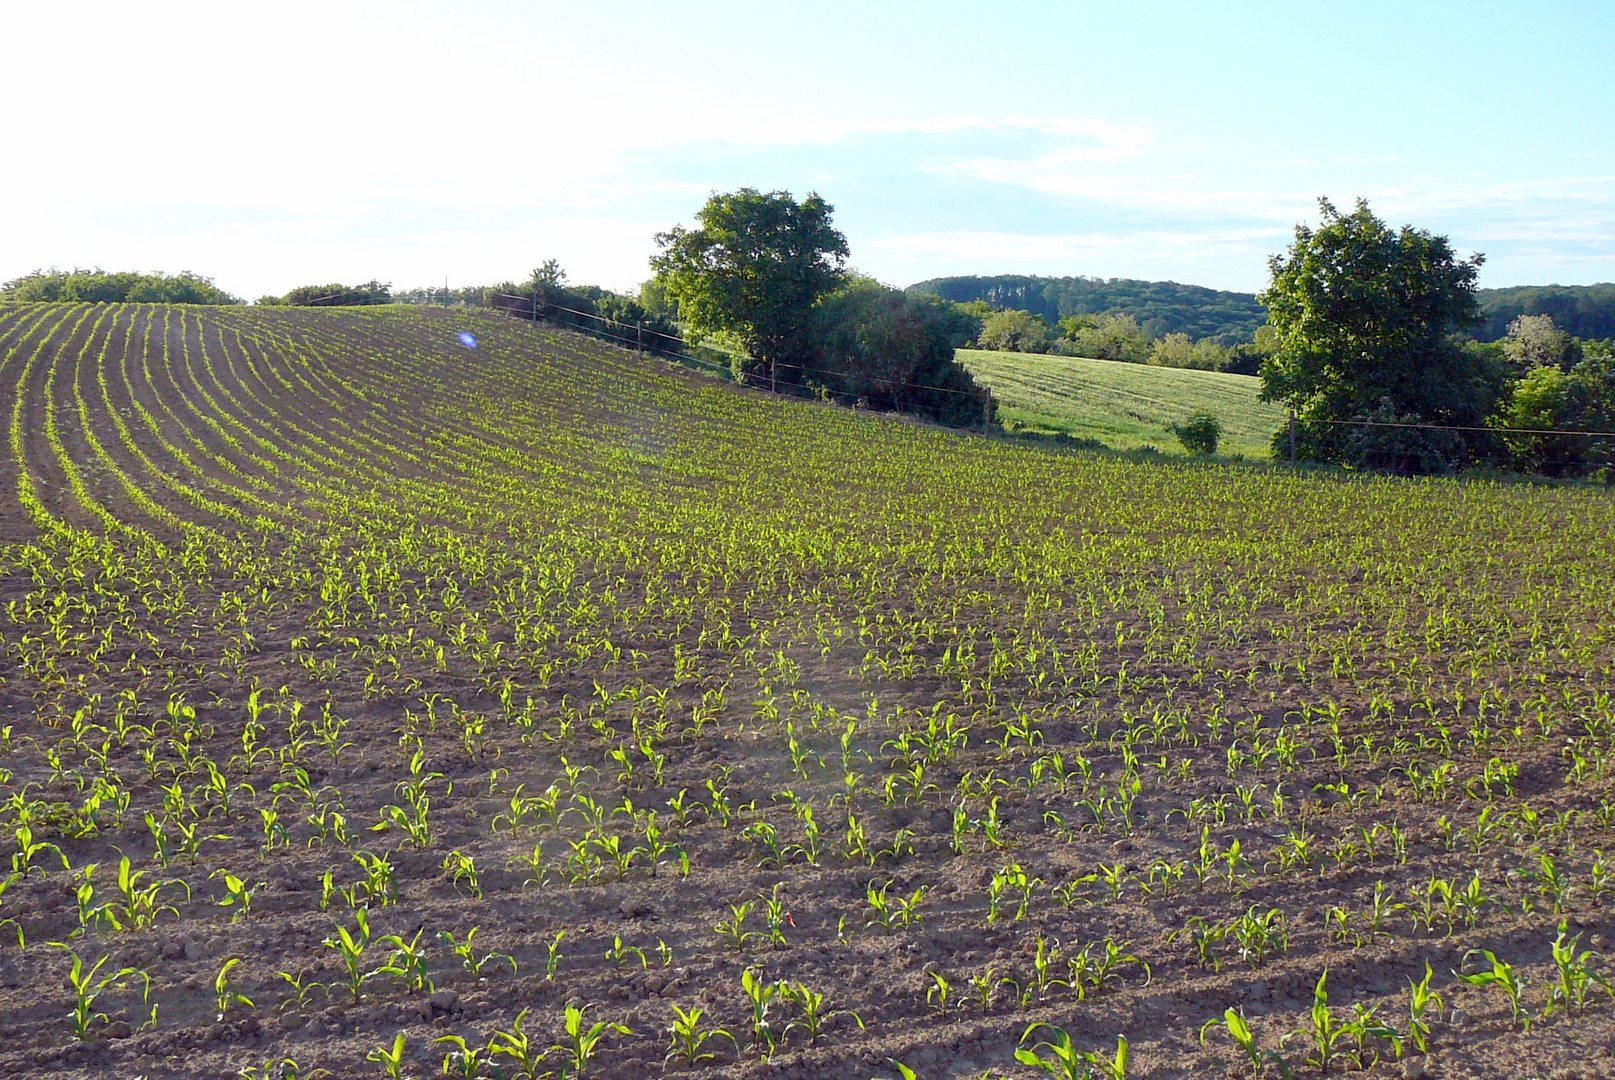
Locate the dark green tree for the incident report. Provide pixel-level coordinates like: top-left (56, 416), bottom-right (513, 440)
top-left (811, 279), bottom-right (990, 426)
top-left (651, 188), bottom-right (849, 389)
top-left (1258, 198), bottom-right (1502, 471)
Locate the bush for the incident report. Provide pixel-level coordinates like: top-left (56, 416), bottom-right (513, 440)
top-left (1173, 412), bottom-right (1221, 454)
top-left (270, 281), bottom-right (392, 306)
top-left (976, 309), bottom-right (1051, 353)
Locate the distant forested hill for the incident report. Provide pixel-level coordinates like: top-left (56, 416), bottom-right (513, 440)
top-left (1476, 284), bottom-right (1615, 341)
top-left (906, 275), bottom-right (1267, 344)
top-left (909, 275), bottom-right (1615, 346)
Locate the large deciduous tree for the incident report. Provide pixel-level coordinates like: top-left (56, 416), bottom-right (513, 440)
top-left (1259, 198), bottom-right (1502, 471)
top-left (651, 189), bottom-right (849, 389)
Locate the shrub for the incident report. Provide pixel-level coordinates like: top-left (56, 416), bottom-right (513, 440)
top-left (1174, 412), bottom-right (1221, 455)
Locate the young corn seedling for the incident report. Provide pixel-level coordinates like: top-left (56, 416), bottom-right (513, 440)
top-left (367, 1033), bottom-right (407, 1080)
top-left (434, 1033), bottom-right (493, 1078)
top-left (324, 909), bottom-right (373, 1002)
top-left (211, 868), bottom-right (257, 923)
top-left (1284, 970), bottom-right (1350, 1074)
top-left (1404, 961), bottom-right (1442, 1055)
top-left (375, 928), bottom-right (434, 993)
top-left (1168, 916), bottom-right (1229, 972)
top-left (442, 850), bottom-right (482, 898)
top-left (606, 934), bottom-right (648, 968)
top-left (740, 968), bottom-right (782, 1057)
top-left (104, 855), bottom-right (189, 932)
top-left (439, 927), bottom-right (517, 977)
top-left (666, 1003), bottom-right (735, 1065)
top-left (48, 944), bottom-right (150, 1041)
top-left (1200, 1007), bottom-right (1290, 1079)
top-left (214, 957), bottom-right (255, 1021)
top-left (1456, 948), bottom-right (1529, 1029)
top-left (715, 900), bottom-right (759, 952)
top-left (551, 1002), bottom-right (630, 1079)
top-left (926, 972), bottom-right (952, 1014)
top-left (1016, 1024), bottom-right (1130, 1080)
top-left (543, 929), bottom-right (566, 979)
top-left (1232, 907), bottom-right (1289, 968)
top-left (1546, 921), bottom-right (1612, 1014)
top-left (988, 863), bottom-right (1037, 924)
top-left (487, 1007), bottom-right (545, 1078)
top-left (351, 850), bottom-right (397, 907)
top-left (782, 979), bottom-right (863, 1044)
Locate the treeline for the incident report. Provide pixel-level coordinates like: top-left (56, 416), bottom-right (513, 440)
top-left (908, 274), bottom-right (1268, 344)
top-left (965, 306), bottom-right (1271, 375)
top-left (918, 273), bottom-right (1615, 378)
top-left (1, 269), bottom-right (241, 305)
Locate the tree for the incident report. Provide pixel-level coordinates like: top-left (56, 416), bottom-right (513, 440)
top-left (1258, 198), bottom-right (1500, 471)
top-left (651, 189), bottom-right (849, 390)
top-left (266, 280), bottom-right (391, 306)
top-left (976, 309), bottom-right (1051, 353)
top-left (812, 279), bottom-right (989, 426)
top-left (1500, 314), bottom-right (1579, 375)
top-left (1058, 313), bottom-right (1151, 363)
top-left (1173, 412), bottom-right (1222, 454)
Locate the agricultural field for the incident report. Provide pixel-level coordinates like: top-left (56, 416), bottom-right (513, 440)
top-left (957, 348), bottom-right (1289, 459)
top-left (0, 301), bottom-right (1613, 1080)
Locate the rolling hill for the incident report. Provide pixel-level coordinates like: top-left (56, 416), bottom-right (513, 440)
top-left (959, 347), bottom-right (1289, 458)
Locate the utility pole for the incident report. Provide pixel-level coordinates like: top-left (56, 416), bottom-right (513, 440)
top-left (636, 320), bottom-right (643, 354)
top-left (1289, 410), bottom-right (1298, 466)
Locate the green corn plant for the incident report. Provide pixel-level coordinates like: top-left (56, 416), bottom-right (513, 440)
top-left (1167, 916), bottom-right (1228, 972)
top-left (715, 900), bottom-right (759, 952)
top-left (550, 1002), bottom-right (630, 1079)
top-left (1015, 1023), bottom-right (1121, 1080)
top-left (543, 929), bottom-right (566, 979)
top-left (375, 928), bottom-right (433, 993)
top-left (211, 868), bottom-right (257, 923)
top-left (104, 855), bottom-right (189, 932)
top-left (367, 1032), bottom-right (407, 1079)
top-left (351, 850), bottom-right (397, 907)
top-left (781, 979), bottom-right (862, 1044)
top-left (606, 934), bottom-right (648, 968)
top-left (740, 968), bottom-right (781, 1056)
top-left (1284, 969), bottom-right (1350, 1074)
top-left (438, 927), bottom-right (516, 977)
top-left (487, 1007), bottom-right (545, 1078)
top-left (665, 1003), bottom-right (735, 1065)
top-left (11, 825), bottom-right (68, 877)
top-left (324, 909), bottom-right (373, 1002)
top-left (434, 1033), bottom-right (493, 1078)
top-left (1546, 921), bottom-right (1612, 1014)
top-left (442, 850), bottom-right (482, 898)
top-left (1201, 1007), bottom-right (1291, 1079)
top-left (48, 944), bottom-right (150, 1041)
top-left (926, 972), bottom-right (952, 1014)
top-left (1231, 907), bottom-right (1289, 968)
top-left (1404, 961), bottom-right (1442, 1055)
top-left (1456, 948), bottom-right (1528, 1029)
top-left (988, 863), bottom-right (1036, 924)
top-left (214, 957), bottom-right (255, 1021)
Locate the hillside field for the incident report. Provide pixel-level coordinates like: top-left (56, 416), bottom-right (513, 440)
top-left (0, 302), bottom-right (1613, 1080)
top-left (958, 348), bottom-right (1289, 459)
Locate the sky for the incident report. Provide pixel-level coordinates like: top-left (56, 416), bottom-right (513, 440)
top-left (3, 1), bottom-right (1613, 299)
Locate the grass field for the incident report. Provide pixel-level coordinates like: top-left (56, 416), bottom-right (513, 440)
top-left (958, 347), bottom-right (1290, 459)
top-left (1, 302), bottom-right (1613, 1079)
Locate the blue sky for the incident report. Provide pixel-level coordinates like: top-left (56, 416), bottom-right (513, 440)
top-left (3, 1), bottom-right (1612, 298)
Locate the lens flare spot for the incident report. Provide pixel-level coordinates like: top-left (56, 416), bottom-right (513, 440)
top-left (458, 332), bottom-right (478, 349)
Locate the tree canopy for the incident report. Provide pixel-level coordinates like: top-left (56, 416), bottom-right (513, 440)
top-left (2, 269), bottom-right (241, 305)
top-left (651, 188), bottom-right (849, 386)
top-left (1258, 198), bottom-right (1499, 470)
